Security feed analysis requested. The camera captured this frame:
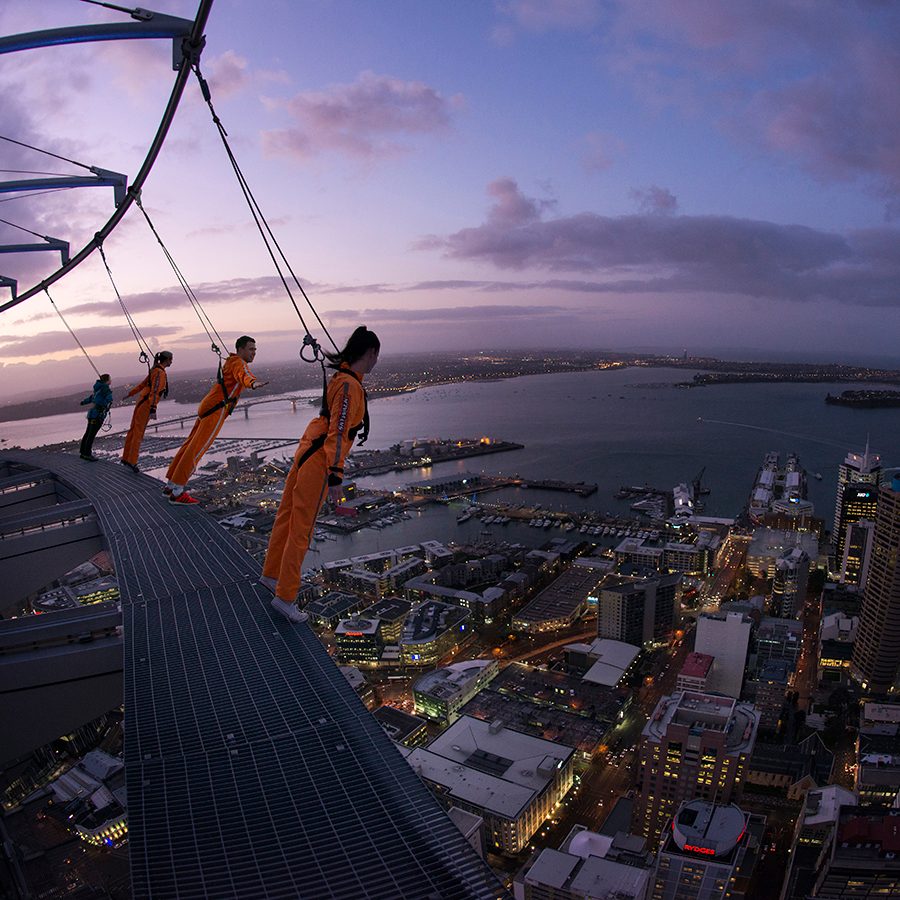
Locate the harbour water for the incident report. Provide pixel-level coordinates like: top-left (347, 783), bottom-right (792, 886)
top-left (4, 367), bottom-right (899, 566)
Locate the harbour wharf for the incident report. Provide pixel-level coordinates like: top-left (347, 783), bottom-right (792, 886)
top-left (519, 479), bottom-right (597, 496)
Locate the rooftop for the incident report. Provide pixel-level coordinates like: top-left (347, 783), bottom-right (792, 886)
top-left (680, 652), bottom-right (714, 679)
top-left (671, 800), bottom-right (747, 858)
top-left (644, 690), bottom-right (759, 752)
top-left (405, 715), bottom-right (573, 819)
top-left (413, 659), bottom-right (497, 701)
top-left (837, 809), bottom-right (900, 859)
top-left (581, 639), bottom-right (641, 687)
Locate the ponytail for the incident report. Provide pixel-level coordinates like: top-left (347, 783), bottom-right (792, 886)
top-left (324, 326), bottom-right (380, 369)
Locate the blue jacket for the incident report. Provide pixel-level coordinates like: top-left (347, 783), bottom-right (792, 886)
top-left (81, 379), bottom-right (113, 421)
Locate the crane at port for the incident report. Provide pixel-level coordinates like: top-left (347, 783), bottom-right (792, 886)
top-left (692, 467), bottom-right (710, 498)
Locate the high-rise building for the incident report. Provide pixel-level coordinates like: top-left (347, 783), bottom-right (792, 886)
top-left (835, 483), bottom-right (879, 583)
top-left (650, 800), bottom-right (766, 900)
top-left (841, 519), bottom-right (876, 588)
top-left (755, 617), bottom-right (803, 673)
top-left (598, 573), bottom-right (681, 648)
top-left (808, 806), bottom-right (900, 897)
top-left (851, 475), bottom-right (900, 694)
top-left (779, 786), bottom-right (857, 900)
top-left (833, 444), bottom-right (881, 549)
top-left (634, 691), bottom-right (759, 848)
top-left (771, 547), bottom-right (809, 618)
top-left (693, 612), bottom-right (752, 699)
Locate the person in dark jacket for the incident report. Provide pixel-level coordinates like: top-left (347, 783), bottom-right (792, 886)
top-left (79, 374), bottom-right (113, 461)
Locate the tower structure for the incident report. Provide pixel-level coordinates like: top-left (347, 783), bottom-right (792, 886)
top-left (851, 476), bottom-right (900, 694)
top-left (633, 691), bottom-right (759, 848)
top-left (771, 547), bottom-right (810, 619)
top-left (835, 484), bottom-right (878, 584)
top-left (841, 519), bottom-right (876, 588)
top-left (598, 574), bottom-right (680, 648)
top-left (833, 443), bottom-right (881, 561)
top-left (651, 800), bottom-right (766, 900)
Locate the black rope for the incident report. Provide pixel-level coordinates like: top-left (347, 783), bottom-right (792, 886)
top-left (79, 0), bottom-right (149, 18)
top-left (192, 63), bottom-right (339, 358)
top-left (0, 188), bottom-right (69, 204)
top-left (96, 239), bottom-right (152, 366)
top-left (0, 168), bottom-right (73, 177)
top-left (45, 287), bottom-right (101, 378)
top-left (46, 287), bottom-right (112, 431)
top-left (133, 196), bottom-right (227, 355)
top-left (0, 215), bottom-right (49, 239)
top-left (0, 134), bottom-right (93, 171)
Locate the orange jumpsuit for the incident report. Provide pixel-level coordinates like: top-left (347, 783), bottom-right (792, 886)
top-left (166, 354), bottom-right (258, 488)
top-left (263, 364), bottom-right (367, 601)
top-left (121, 364), bottom-right (168, 466)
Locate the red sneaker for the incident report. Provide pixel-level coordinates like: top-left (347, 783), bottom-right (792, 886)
top-left (169, 491), bottom-right (199, 505)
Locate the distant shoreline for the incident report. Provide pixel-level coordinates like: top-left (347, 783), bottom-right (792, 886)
top-left (2, 352), bottom-right (899, 424)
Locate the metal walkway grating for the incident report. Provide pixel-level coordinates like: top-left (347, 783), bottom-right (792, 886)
top-left (4, 450), bottom-right (507, 899)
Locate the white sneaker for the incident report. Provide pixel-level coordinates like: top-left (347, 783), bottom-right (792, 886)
top-left (258, 575), bottom-right (277, 594)
top-left (271, 598), bottom-right (308, 623)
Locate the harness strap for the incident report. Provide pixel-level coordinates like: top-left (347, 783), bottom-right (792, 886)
top-left (197, 355), bottom-right (235, 419)
top-left (296, 434), bottom-right (327, 470)
top-left (198, 397), bottom-right (237, 420)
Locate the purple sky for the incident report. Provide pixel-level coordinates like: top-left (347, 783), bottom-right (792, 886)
top-left (1, 0), bottom-right (899, 396)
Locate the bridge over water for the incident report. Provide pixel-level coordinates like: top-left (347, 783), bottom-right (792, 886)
top-left (0, 450), bottom-right (506, 899)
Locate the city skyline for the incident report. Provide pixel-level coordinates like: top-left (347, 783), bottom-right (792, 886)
top-left (2, 1), bottom-right (899, 396)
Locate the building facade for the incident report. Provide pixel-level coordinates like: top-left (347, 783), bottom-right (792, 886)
top-left (413, 659), bottom-right (499, 723)
top-left (835, 484), bottom-right (879, 584)
top-left (634, 691), bottom-right (759, 848)
top-left (693, 612), bottom-right (752, 699)
top-left (598, 574), bottom-right (681, 648)
top-left (771, 547), bottom-right (809, 619)
top-left (405, 716), bottom-right (575, 855)
top-left (833, 445), bottom-right (881, 550)
top-left (650, 801), bottom-right (765, 900)
top-left (851, 476), bottom-right (900, 694)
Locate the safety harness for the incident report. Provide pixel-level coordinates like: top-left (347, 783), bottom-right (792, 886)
top-left (297, 368), bottom-right (370, 471)
top-left (198, 355), bottom-right (239, 420)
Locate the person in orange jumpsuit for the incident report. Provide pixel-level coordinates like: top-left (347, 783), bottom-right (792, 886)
top-left (261, 326), bottom-right (380, 622)
top-left (165, 335), bottom-right (266, 505)
top-left (120, 351), bottom-right (173, 473)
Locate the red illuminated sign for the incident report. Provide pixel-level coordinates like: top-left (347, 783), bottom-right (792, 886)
top-left (683, 844), bottom-right (716, 856)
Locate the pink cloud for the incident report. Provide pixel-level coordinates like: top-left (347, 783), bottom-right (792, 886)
top-left (582, 132), bottom-right (626, 173)
top-left (418, 178), bottom-right (900, 306)
top-left (261, 71), bottom-right (462, 162)
top-left (0, 324), bottom-right (180, 358)
top-left (605, 2), bottom-right (900, 216)
top-left (496, 0), bottom-right (602, 32)
top-left (204, 50), bottom-right (250, 99)
top-left (630, 185), bottom-right (678, 216)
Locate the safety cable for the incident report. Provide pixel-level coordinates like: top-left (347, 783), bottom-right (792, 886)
top-left (0, 134), bottom-right (93, 172)
top-left (45, 287), bottom-right (101, 378)
top-left (133, 196), bottom-right (227, 356)
top-left (191, 63), bottom-right (339, 359)
top-left (45, 287), bottom-right (112, 431)
top-left (0, 188), bottom-right (69, 204)
top-left (0, 215), bottom-right (50, 239)
top-left (0, 168), bottom-right (73, 177)
top-left (96, 239), bottom-right (152, 366)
